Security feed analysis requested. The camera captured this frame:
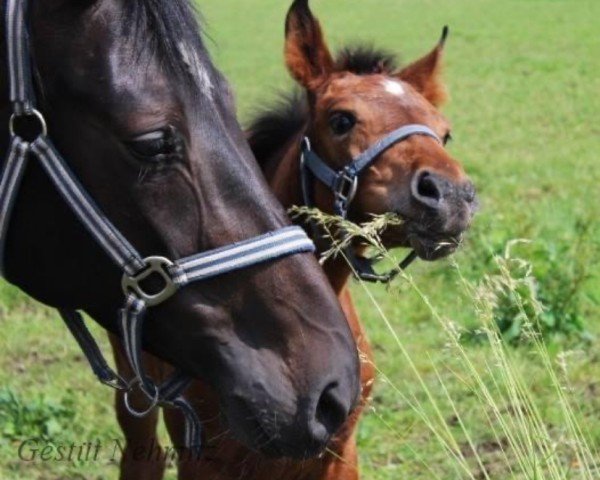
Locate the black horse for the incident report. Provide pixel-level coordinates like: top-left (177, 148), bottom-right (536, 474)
top-left (0, 0), bottom-right (360, 469)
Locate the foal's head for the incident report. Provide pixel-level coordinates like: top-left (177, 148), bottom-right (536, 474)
top-left (0, 0), bottom-right (359, 457)
top-left (284, 0), bottom-right (477, 260)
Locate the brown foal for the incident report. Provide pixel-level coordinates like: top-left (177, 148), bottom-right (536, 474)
top-left (110, 0), bottom-right (477, 478)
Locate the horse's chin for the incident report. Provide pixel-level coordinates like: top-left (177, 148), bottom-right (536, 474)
top-left (381, 226), bottom-right (462, 262)
top-left (408, 235), bottom-right (460, 261)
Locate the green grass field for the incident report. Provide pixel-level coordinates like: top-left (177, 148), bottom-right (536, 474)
top-left (1, 0), bottom-right (599, 478)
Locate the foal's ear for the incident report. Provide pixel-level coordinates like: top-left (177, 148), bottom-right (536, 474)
top-left (397, 26), bottom-right (449, 107)
top-left (285, 0), bottom-right (334, 90)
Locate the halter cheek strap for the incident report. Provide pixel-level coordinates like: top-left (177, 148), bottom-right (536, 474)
top-left (300, 124), bottom-right (442, 283)
top-left (1, 0), bottom-right (316, 456)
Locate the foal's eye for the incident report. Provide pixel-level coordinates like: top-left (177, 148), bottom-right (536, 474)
top-left (329, 112), bottom-right (356, 136)
top-left (443, 133), bottom-right (453, 145)
top-left (127, 126), bottom-right (184, 163)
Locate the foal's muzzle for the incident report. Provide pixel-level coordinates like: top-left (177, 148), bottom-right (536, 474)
top-left (403, 168), bottom-right (477, 260)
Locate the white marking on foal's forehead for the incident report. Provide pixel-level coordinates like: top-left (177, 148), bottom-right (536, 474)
top-left (178, 42), bottom-right (213, 98)
top-left (382, 79), bottom-right (405, 97)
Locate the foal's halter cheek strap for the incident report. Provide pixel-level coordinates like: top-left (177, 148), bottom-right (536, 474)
top-left (300, 125), bottom-right (442, 283)
top-left (1, 0), bottom-right (316, 456)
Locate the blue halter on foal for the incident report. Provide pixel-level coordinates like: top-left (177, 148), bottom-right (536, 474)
top-left (300, 125), bottom-right (442, 283)
top-left (0, 0), bottom-right (316, 454)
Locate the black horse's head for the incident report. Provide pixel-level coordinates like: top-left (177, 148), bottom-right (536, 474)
top-left (0, 0), bottom-right (359, 458)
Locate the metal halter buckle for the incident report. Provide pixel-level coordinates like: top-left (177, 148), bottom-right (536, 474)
top-left (121, 256), bottom-right (178, 307)
top-left (333, 169), bottom-right (359, 207)
top-left (9, 109), bottom-right (48, 139)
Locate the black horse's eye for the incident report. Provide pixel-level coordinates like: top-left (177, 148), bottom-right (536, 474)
top-left (329, 112), bottom-right (356, 136)
top-left (127, 126), bottom-right (184, 162)
top-left (443, 132), bottom-right (453, 145)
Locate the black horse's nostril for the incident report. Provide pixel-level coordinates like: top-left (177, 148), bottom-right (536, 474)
top-left (412, 170), bottom-right (443, 208)
top-left (313, 382), bottom-right (349, 439)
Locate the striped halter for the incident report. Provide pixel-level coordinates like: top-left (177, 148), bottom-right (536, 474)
top-left (0, 0), bottom-right (316, 454)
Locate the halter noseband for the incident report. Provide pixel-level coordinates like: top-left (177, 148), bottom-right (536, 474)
top-left (0, 0), bottom-right (316, 455)
top-left (300, 124), bottom-right (442, 283)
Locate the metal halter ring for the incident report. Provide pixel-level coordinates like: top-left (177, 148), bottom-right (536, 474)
top-left (300, 138), bottom-right (311, 174)
top-left (9, 109), bottom-right (48, 139)
top-left (123, 378), bottom-right (161, 418)
top-left (301, 136), bottom-right (312, 152)
top-left (121, 256), bottom-right (178, 307)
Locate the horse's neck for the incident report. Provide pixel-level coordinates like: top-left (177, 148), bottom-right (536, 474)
top-left (265, 139), bottom-right (354, 295)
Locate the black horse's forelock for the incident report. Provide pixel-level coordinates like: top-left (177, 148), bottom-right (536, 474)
top-left (248, 45), bottom-right (400, 168)
top-left (122, 0), bottom-right (209, 88)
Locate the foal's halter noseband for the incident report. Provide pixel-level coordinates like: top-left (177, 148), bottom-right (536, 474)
top-left (300, 125), bottom-right (442, 283)
top-left (0, 0), bottom-right (316, 454)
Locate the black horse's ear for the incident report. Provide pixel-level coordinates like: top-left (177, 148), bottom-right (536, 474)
top-left (284, 0), bottom-right (334, 90)
top-left (397, 26), bottom-right (449, 107)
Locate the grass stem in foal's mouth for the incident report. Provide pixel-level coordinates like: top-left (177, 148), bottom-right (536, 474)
top-left (289, 206), bottom-right (403, 264)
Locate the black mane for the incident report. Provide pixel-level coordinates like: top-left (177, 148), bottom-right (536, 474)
top-left (335, 45), bottom-right (399, 75)
top-left (123, 0), bottom-right (208, 87)
top-left (248, 46), bottom-right (400, 167)
top-left (247, 91), bottom-right (308, 167)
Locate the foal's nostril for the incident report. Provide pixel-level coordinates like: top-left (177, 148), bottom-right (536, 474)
top-left (463, 181), bottom-right (477, 204)
top-left (314, 382), bottom-right (349, 438)
top-left (412, 170), bottom-right (443, 208)
top-left (418, 174), bottom-right (441, 201)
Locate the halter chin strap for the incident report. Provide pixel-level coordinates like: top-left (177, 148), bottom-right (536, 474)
top-left (0, 0), bottom-right (316, 456)
top-left (300, 124), bottom-right (442, 283)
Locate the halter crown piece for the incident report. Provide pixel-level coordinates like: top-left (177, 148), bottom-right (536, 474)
top-left (300, 125), bottom-right (442, 283)
top-left (0, 0), bottom-right (316, 455)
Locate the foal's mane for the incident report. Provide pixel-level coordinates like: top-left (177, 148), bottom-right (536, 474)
top-left (247, 46), bottom-right (399, 167)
